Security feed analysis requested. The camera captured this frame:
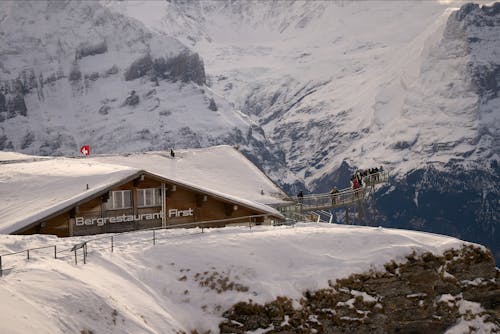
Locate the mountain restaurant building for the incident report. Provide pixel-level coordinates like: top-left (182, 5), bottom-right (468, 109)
top-left (0, 146), bottom-right (289, 237)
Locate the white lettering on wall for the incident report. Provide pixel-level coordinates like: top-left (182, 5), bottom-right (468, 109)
top-left (75, 209), bottom-right (193, 227)
top-left (168, 208), bottom-right (194, 218)
top-left (75, 212), bottom-right (163, 227)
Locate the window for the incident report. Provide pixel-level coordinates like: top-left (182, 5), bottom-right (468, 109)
top-left (137, 188), bottom-right (162, 208)
top-left (106, 190), bottom-right (132, 210)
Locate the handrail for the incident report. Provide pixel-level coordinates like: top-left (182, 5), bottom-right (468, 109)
top-left (0, 172), bottom-right (389, 277)
top-left (275, 171), bottom-right (389, 216)
top-left (0, 213), bottom-right (276, 277)
top-left (0, 244), bottom-right (58, 257)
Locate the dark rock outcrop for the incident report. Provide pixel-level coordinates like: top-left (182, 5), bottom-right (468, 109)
top-left (68, 62), bottom-right (82, 82)
top-left (0, 91), bottom-right (6, 121)
top-left (124, 90), bottom-right (139, 106)
top-left (124, 51), bottom-right (206, 85)
top-left (20, 131), bottom-right (35, 150)
top-left (219, 245), bottom-right (499, 333)
top-left (76, 40), bottom-right (108, 59)
top-left (208, 98), bottom-right (218, 111)
top-left (98, 105), bottom-right (111, 115)
top-left (0, 135), bottom-right (13, 150)
top-left (124, 55), bottom-right (153, 81)
top-left (165, 51), bottom-right (206, 85)
top-left (7, 94), bottom-right (27, 117)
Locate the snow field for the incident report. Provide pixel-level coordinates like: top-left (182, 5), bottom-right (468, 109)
top-left (0, 223), bottom-right (473, 333)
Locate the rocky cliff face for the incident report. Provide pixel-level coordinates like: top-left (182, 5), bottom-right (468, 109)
top-left (218, 245), bottom-right (499, 333)
top-left (374, 2), bottom-right (500, 264)
top-left (0, 0), bottom-right (260, 156)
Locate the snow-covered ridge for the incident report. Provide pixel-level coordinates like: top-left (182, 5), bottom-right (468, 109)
top-left (0, 223), bottom-right (484, 333)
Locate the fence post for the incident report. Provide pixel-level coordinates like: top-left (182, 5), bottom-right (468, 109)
top-left (83, 244), bottom-right (87, 264)
top-left (153, 230), bottom-right (156, 245)
top-left (54, 245), bottom-right (57, 259)
top-left (74, 248), bottom-right (77, 265)
top-left (27, 249), bottom-right (30, 261)
top-left (0, 256), bottom-right (2, 277)
top-left (111, 236), bottom-right (114, 253)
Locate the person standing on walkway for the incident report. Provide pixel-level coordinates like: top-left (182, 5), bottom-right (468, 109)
top-left (330, 187), bottom-right (339, 205)
top-left (297, 190), bottom-right (304, 203)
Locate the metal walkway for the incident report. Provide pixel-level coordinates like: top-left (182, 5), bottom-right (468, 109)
top-left (274, 171), bottom-right (389, 222)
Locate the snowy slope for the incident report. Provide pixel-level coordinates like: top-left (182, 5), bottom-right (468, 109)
top-left (0, 0), bottom-right (257, 156)
top-left (103, 0), bottom-right (498, 184)
top-left (0, 223), bottom-right (488, 333)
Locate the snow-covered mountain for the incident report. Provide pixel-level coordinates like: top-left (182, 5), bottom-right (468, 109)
top-left (102, 0), bottom-right (498, 180)
top-left (101, 0), bottom-right (499, 261)
top-left (0, 0), bottom-right (259, 155)
top-left (0, 1), bottom-right (498, 259)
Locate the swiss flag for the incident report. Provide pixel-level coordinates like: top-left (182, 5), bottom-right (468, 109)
top-left (80, 145), bottom-right (90, 156)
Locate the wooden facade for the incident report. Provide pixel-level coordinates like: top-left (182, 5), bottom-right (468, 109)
top-left (17, 173), bottom-right (276, 237)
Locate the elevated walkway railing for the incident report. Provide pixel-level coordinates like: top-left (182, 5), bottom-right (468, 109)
top-left (276, 171), bottom-right (389, 217)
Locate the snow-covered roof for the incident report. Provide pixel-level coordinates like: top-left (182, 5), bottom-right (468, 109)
top-left (0, 146), bottom-right (288, 234)
top-left (89, 145), bottom-right (289, 205)
top-left (0, 158), bottom-right (141, 234)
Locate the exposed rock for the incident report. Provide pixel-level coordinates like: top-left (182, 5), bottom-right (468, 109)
top-left (165, 51), bottom-right (206, 85)
top-left (140, 52), bottom-right (206, 84)
top-left (159, 110), bottom-right (172, 117)
top-left (0, 135), bottom-right (13, 150)
top-left (86, 72), bottom-right (99, 81)
top-left (38, 132), bottom-right (77, 156)
top-left (124, 90), bottom-right (139, 106)
top-left (7, 94), bottom-right (27, 117)
top-left (68, 62), bottom-right (82, 82)
top-left (124, 55), bottom-right (153, 81)
top-left (0, 91), bottom-right (6, 119)
top-left (208, 98), bottom-right (218, 111)
top-left (218, 245), bottom-right (499, 333)
top-left (144, 89), bottom-right (156, 98)
top-left (76, 40), bottom-right (108, 59)
top-left (20, 131), bottom-right (35, 150)
top-left (176, 126), bottom-right (202, 147)
top-left (98, 105), bottom-right (111, 115)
